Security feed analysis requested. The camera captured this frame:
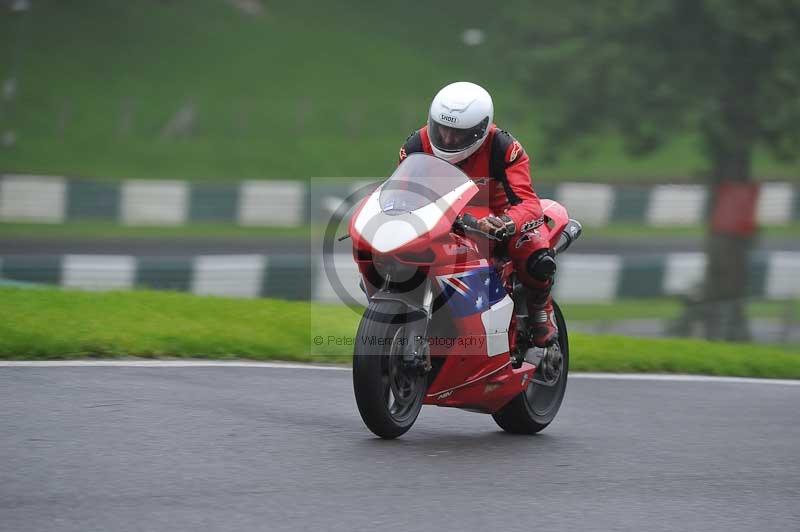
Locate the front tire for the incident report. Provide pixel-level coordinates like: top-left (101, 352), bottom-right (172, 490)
top-left (492, 301), bottom-right (569, 434)
top-left (353, 300), bottom-right (427, 439)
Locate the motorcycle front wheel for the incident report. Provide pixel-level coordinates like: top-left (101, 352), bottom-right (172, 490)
top-left (352, 300), bottom-right (427, 439)
top-left (492, 300), bottom-right (569, 434)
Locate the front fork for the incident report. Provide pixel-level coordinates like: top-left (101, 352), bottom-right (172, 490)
top-left (369, 275), bottom-right (433, 374)
top-left (403, 277), bottom-right (433, 373)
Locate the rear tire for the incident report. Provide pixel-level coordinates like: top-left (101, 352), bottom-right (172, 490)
top-left (492, 301), bottom-right (569, 434)
top-left (353, 300), bottom-right (427, 439)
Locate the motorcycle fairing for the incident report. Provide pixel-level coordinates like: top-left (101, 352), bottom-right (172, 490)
top-left (480, 294), bottom-right (515, 357)
top-left (351, 180), bottom-right (478, 254)
top-left (540, 199), bottom-right (569, 241)
top-left (434, 265), bottom-right (513, 357)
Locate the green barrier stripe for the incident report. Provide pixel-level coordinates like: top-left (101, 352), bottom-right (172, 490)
top-left (793, 186), bottom-right (800, 221)
top-left (66, 180), bottom-right (120, 220)
top-left (134, 257), bottom-right (194, 292)
top-left (617, 256), bottom-right (667, 298)
top-left (0, 256), bottom-right (63, 285)
top-left (261, 254), bottom-right (313, 300)
top-left (747, 255), bottom-right (769, 299)
top-left (188, 184), bottom-right (239, 222)
top-left (611, 186), bottom-right (650, 222)
top-left (300, 183), bottom-right (311, 226)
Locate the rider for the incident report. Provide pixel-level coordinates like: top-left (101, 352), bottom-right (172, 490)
top-left (399, 81), bottom-right (557, 347)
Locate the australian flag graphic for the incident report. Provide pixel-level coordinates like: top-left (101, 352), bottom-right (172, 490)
top-left (437, 267), bottom-right (507, 317)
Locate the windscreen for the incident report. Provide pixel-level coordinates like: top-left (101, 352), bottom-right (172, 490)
top-left (378, 153), bottom-right (471, 215)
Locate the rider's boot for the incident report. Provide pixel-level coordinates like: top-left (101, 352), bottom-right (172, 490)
top-left (527, 279), bottom-right (558, 348)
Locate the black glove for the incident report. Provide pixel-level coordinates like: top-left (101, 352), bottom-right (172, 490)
top-left (477, 214), bottom-right (516, 241)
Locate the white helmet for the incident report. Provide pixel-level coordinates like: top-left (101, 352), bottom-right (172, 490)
top-left (428, 81), bottom-right (494, 164)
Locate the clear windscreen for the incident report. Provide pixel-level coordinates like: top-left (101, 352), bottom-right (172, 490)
top-left (378, 153), bottom-right (472, 215)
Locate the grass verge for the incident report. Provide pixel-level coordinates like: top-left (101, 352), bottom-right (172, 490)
top-left (561, 299), bottom-right (799, 321)
top-left (0, 222), bottom-right (313, 240)
top-left (1, 287), bottom-right (798, 378)
top-left (0, 221), bottom-right (797, 241)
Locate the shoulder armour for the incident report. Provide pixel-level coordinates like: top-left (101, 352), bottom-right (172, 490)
top-left (490, 128), bottom-right (525, 179)
top-left (490, 128), bottom-right (527, 205)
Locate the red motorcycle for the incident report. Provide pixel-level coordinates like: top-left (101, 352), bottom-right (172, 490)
top-left (348, 153), bottom-right (582, 439)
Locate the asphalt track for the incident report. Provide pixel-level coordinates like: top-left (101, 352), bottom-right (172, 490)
top-left (1, 362), bottom-right (798, 532)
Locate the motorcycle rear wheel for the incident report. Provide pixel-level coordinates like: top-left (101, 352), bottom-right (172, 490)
top-left (353, 300), bottom-right (427, 439)
top-left (492, 301), bottom-right (569, 434)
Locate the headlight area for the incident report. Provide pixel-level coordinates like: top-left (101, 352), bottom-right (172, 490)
top-left (354, 246), bottom-right (434, 294)
top-left (373, 254), bottom-right (419, 284)
top-left (371, 253), bottom-right (431, 294)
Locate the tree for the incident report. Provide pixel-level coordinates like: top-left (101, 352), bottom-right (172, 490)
top-left (501, 0), bottom-right (800, 340)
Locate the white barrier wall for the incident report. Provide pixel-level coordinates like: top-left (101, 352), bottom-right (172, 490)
top-left (662, 253), bottom-right (707, 296)
top-left (553, 255), bottom-right (623, 303)
top-left (62, 255), bottom-right (135, 291)
top-left (121, 180), bottom-right (189, 226)
top-left (765, 252), bottom-right (800, 300)
top-left (314, 254), bottom-right (367, 305)
top-left (647, 185), bottom-right (707, 226)
top-left (238, 181), bottom-right (304, 226)
top-left (0, 175), bottom-right (66, 223)
top-left (556, 183), bottom-right (615, 226)
top-left (191, 255), bottom-right (266, 298)
top-left (757, 183), bottom-right (794, 225)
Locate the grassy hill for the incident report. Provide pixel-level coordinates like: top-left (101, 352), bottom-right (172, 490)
top-left (1, 0), bottom-right (798, 182)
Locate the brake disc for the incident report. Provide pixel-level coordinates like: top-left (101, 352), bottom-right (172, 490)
top-left (531, 343), bottom-right (563, 387)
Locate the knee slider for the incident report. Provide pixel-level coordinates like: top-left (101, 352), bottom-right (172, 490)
top-left (526, 249), bottom-right (557, 281)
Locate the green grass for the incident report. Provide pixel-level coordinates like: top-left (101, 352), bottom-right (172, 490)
top-left (1, 0), bottom-right (798, 182)
top-left (1, 287), bottom-right (798, 378)
top-left (568, 334), bottom-right (800, 377)
top-left (585, 223), bottom-right (800, 240)
top-left (0, 286), bottom-right (357, 362)
top-left (0, 221), bottom-right (313, 239)
top-left (1, 220), bottom-right (796, 241)
top-left (561, 299), bottom-right (799, 321)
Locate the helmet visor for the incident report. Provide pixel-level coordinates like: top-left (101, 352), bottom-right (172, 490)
top-left (428, 116), bottom-right (489, 153)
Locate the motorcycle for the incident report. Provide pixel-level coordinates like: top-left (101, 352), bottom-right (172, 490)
top-left (348, 153), bottom-right (582, 439)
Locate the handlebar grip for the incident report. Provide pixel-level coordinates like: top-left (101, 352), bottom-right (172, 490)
top-left (553, 219), bottom-right (583, 255)
top-left (454, 213), bottom-right (509, 242)
top-left (460, 213), bottom-right (480, 230)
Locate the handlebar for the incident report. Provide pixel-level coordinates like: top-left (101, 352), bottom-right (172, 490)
top-left (458, 213), bottom-right (481, 232)
top-left (452, 213), bottom-right (505, 241)
top-left (454, 215), bottom-right (582, 254)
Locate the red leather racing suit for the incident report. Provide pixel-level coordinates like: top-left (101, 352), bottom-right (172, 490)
top-left (399, 123), bottom-right (550, 290)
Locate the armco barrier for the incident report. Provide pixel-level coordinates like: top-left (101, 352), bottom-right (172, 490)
top-left (1, 175), bottom-right (798, 227)
top-left (1, 252), bottom-right (798, 303)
